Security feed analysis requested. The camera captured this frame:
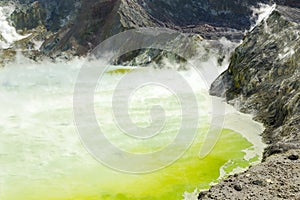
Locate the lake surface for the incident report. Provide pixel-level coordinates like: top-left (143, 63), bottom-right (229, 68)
top-left (0, 60), bottom-right (264, 200)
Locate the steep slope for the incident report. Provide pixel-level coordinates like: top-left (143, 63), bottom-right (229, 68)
top-left (2, 0), bottom-right (300, 59)
top-left (2, 0), bottom-right (299, 60)
top-left (211, 5), bottom-right (300, 157)
top-left (204, 5), bottom-right (300, 199)
top-left (40, 0), bottom-right (162, 57)
top-left (13, 0), bottom-right (276, 58)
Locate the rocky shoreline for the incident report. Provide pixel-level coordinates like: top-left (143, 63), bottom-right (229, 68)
top-left (199, 149), bottom-right (300, 199)
top-left (205, 5), bottom-right (300, 199)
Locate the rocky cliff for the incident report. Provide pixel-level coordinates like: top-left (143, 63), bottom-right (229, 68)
top-left (204, 5), bottom-right (300, 199)
top-left (1, 0), bottom-right (299, 63)
top-left (211, 5), bottom-right (300, 158)
top-left (0, 1), bottom-right (275, 59)
top-left (37, 0), bottom-right (251, 58)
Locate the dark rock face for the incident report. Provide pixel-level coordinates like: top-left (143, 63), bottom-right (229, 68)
top-left (140, 0), bottom-right (300, 29)
top-left (10, 1), bottom-right (46, 31)
top-left (40, 0), bottom-right (163, 57)
top-left (11, 0), bottom-right (81, 31)
top-left (138, 0), bottom-right (264, 29)
top-left (274, 0), bottom-right (300, 8)
top-left (38, 0), bottom-right (284, 58)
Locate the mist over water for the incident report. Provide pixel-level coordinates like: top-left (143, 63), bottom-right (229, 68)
top-left (0, 3), bottom-right (278, 198)
top-left (0, 53), bottom-right (265, 200)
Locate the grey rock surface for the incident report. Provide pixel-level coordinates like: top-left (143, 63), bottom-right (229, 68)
top-left (207, 5), bottom-right (300, 199)
top-left (199, 149), bottom-right (300, 199)
top-left (211, 5), bottom-right (300, 156)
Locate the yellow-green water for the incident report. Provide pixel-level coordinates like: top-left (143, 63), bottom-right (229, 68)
top-left (1, 129), bottom-right (255, 200)
top-left (0, 63), bottom-right (263, 200)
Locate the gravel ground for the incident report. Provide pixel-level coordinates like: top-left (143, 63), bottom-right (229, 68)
top-left (199, 150), bottom-right (300, 199)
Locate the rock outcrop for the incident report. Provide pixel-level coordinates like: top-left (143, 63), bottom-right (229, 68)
top-left (204, 5), bottom-right (300, 199)
top-left (211, 5), bottom-right (300, 157)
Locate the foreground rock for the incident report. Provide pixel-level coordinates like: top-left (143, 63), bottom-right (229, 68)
top-left (206, 5), bottom-right (300, 199)
top-left (199, 150), bottom-right (300, 199)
